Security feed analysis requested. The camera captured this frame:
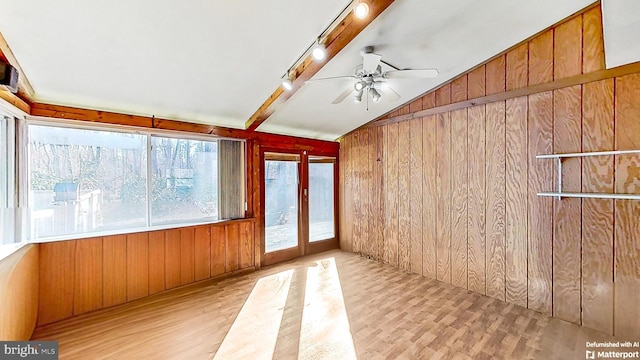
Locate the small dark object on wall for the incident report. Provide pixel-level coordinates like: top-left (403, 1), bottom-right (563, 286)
top-left (0, 60), bottom-right (19, 93)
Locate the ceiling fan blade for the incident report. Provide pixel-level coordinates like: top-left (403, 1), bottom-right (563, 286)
top-left (385, 86), bottom-right (401, 102)
top-left (385, 69), bottom-right (439, 79)
top-left (331, 86), bottom-right (355, 104)
top-left (362, 53), bottom-right (382, 73)
top-left (305, 75), bottom-right (356, 84)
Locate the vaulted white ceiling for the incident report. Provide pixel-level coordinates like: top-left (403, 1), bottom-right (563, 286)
top-left (0, 0), bottom-right (596, 140)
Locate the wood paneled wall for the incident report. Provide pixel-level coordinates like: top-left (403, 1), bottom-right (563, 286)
top-left (340, 6), bottom-right (640, 338)
top-left (0, 244), bottom-right (39, 340)
top-left (37, 219), bottom-right (255, 326)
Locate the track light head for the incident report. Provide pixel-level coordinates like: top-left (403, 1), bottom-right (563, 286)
top-left (354, 1), bottom-right (370, 19)
top-left (312, 42), bottom-right (326, 61)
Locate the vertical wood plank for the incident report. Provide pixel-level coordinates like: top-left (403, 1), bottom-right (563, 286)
top-left (422, 92), bottom-right (436, 109)
top-left (38, 241), bottom-right (76, 325)
top-left (582, 79), bottom-right (614, 334)
top-left (194, 226), bottom-right (211, 281)
top-left (422, 115), bottom-right (437, 279)
top-left (398, 120), bottom-right (412, 272)
top-left (435, 83), bottom-right (451, 107)
top-left (225, 223), bottom-right (240, 272)
top-left (73, 238), bottom-right (103, 316)
top-left (527, 91), bottom-right (554, 315)
top-left (211, 225), bottom-right (226, 277)
top-left (467, 105), bottom-right (486, 294)
top-left (164, 229), bottom-right (181, 290)
top-left (180, 227), bottom-right (195, 285)
top-left (436, 113), bottom-right (452, 283)
top-left (239, 222), bottom-right (254, 269)
top-left (467, 66), bottom-right (486, 99)
top-left (126, 233), bottom-right (149, 302)
top-left (385, 123), bottom-right (399, 267)
top-left (343, 134), bottom-right (354, 252)
top-left (451, 76), bottom-right (468, 103)
top-left (554, 15), bottom-right (583, 79)
top-left (506, 43), bottom-right (528, 91)
top-left (613, 73), bottom-right (640, 339)
top-left (363, 128), bottom-right (372, 257)
top-left (486, 55), bottom-right (506, 95)
top-left (103, 235), bottom-right (127, 308)
top-left (582, 6), bottom-right (605, 73)
top-left (148, 231), bottom-right (165, 295)
top-left (352, 131), bottom-right (362, 254)
top-left (410, 118), bottom-right (423, 275)
top-left (505, 97), bottom-right (528, 308)
top-left (374, 126), bottom-right (385, 261)
top-left (553, 85), bottom-right (582, 324)
top-left (528, 29), bottom-right (554, 86)
top-left (451, 109), bottom-right (468, 289)
top-left (486, 102), bottom-right (506, 301)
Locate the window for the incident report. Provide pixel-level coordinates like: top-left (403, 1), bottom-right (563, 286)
top-left (0, 114), bottom-right (21, 258)
top-left (27, 122), bottom-right (244, 240)
top-left (151, 136), bottom-right (218, 225)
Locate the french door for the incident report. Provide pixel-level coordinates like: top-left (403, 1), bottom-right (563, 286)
top-left (260, 149), bottom-right (337, 266)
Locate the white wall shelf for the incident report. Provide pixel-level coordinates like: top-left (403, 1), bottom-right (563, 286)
top-left (536, 149), bottom-right (640, 200)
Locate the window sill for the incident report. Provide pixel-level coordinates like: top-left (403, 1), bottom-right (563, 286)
top-left (0, 242), bottom-right (28, 262)
top-left (30, 217), bottom-right (255, 244)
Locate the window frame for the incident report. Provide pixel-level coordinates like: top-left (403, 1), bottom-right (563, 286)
top-left (24, 117), bottom-right (246, 243)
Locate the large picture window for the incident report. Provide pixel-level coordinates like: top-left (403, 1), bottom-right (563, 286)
top-left (27, 122), bottom-right (243, 240)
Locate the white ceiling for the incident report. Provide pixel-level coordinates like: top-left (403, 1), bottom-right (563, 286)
top-left (1, 0), bottom-right (596, 140)
top-left (602, 0), bottom-right (640, 68)
top-left (260, 0), bottom-right (596, 140)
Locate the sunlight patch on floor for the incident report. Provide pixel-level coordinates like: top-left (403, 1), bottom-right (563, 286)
top-left (299, 257), bottom-right (357, 360)
top-left (213, 269), bottom-right (293, 360)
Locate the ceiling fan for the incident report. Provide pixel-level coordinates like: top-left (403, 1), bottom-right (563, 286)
top-left (306, 46), bottom-right (439, 105)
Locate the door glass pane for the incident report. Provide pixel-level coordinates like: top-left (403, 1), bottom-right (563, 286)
top-left (265, 160), bottom-right (298, 252)
top-left (309, 161), bottom-right (334, 242)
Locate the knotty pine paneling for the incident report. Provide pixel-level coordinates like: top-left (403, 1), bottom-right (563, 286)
top-left (613, 74), bottom-right (640, 339)
top-left (467, 105), bottom-right (486, 294)
top-left (374, 126), bottom-right (385, 262)
top-left (581, 79), bottom-right (614, 335)
top-left (553, 85), bottom-right (582, 324)
top-left (485, 102), bottom-right (506, 301)
top-left (451, 109), bottom-right (468, 288)
top-left (340, 5), bottom-right (638, 336)
top-left (436, 113), bottom-right (452, 283)
top-left (73, 237), bottom-right (103, 315)
top-left (352, 131), bottom-right (362, 254)
top-left (422, 115), bottom-right (437, 279)
top-left (409, 118), bottom-right (423, 275)
top-left (36, 220), bottom-right (256, 326)
top-left (527, 91), bottom-right (554, 315)
top-left (504, 97), bottom-right (528, 308)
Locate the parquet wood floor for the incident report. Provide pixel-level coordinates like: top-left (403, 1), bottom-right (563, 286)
top-left (32, 250), bottom-right (620, 359)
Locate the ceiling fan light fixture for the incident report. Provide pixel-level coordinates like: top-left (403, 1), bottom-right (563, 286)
top-left (312, 42), bottom-right (326, 61)
top-left (354, 1), bottom-right (370, 19)
top-left (354, 81), bottom-right (365, 91)
top-left (354, 89), bottom-right (363, 102)
top-left (369, 87), bottom-right (381, 102)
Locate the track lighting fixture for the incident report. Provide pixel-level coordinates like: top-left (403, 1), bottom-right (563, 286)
top-left (354, 1), bottom-right (370, 19)
top-left (282, 71), bottom-right (294, 91)
top-left (312, 40), bottom-right (326, 61)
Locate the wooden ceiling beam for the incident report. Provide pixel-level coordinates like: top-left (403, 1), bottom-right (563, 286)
top-left (244, 0), bottom-right (395, 132)
top-left (30, 102), bottom-right (339, 152)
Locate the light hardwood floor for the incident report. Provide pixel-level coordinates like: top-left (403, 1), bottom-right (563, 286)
top-left (32, 250), bottom-right (621, 359)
